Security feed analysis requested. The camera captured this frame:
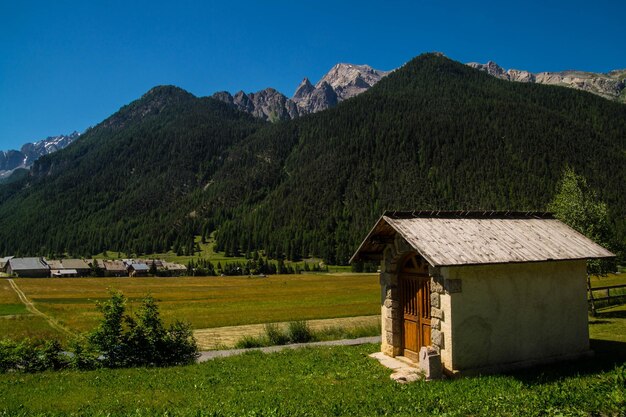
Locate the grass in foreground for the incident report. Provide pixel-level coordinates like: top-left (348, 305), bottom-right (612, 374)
top-left (0, 288), bottom-right (625, 416)
top-left (0, 340), bottom-right (624, 416)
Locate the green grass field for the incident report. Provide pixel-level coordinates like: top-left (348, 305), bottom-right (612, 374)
top-left (1, 274), bottom-right (379, 341)
top-left (590, 272), bottom-right (626, 288)
top-left (0, 329), bottom-right (624, 416)
top-left (0, 279), bottom-right (63, 341)
top-left (0, 274), bottom-right (625, 415)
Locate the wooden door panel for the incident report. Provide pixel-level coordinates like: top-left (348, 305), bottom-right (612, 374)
top-left (400, 254), bottom-right (431, 360)
top-left (403, 318), bottom-right (419, 356)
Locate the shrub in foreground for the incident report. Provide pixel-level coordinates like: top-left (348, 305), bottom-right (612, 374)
top-left (89, 291), bottom-right (199, 368)
top-left (264, 323), bottom-right (289, 345)
top-left (0, 338), bottom-right (68, 373)
top-left (287, 320), bottom-right (313, 343)
top-left (234, 321), bottom-right (381, 348)
top-left (234, 335), bottom-right (265, 349)
top-left (0, 292), bottom-right (199, 373)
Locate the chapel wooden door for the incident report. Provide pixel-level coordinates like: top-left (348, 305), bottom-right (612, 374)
top-left (399, 254), bottom-right (431, 362)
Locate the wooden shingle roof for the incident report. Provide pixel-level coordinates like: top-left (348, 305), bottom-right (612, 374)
top-left (350, 211), bottom-right (615, 267)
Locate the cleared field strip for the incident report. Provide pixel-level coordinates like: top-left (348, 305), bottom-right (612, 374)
top-left (7, 279), bottom-right (73, 336)
top-left (194, 315), bottom-right (381, 350)
top-left (5, 274), bottom-right (379, 340)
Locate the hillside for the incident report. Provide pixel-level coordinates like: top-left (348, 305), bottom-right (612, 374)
top-left (203, 54), bottom-right (626, 263)
top-left (0, 54), bottom-right (624, 262)
top-left (0, 86), bottom-right (264, 256)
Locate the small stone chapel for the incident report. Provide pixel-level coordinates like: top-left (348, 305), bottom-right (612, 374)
top-left (350, 211), bottom-right (614, 376)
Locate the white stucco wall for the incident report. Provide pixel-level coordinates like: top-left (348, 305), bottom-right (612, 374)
top-left (441, 260), bottom-right (589, 372)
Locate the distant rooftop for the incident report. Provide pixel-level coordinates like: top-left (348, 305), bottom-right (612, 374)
top-left (8, 257), bottom-right (50, 271)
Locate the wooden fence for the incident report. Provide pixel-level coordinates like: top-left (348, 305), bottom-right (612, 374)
top-left (588, 283), bottom-right (626, 314)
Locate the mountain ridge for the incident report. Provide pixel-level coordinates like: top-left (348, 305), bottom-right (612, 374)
top-left (213, 62), bottom-right (390, 121)
top-left (213, 58), bottom-right (625, 123)
top-left (467, 61), bottom-right (626, 102)
top-left (0, 53), bottom-right (624, 262)
top-left (0, 132), bottom-right (80, 179)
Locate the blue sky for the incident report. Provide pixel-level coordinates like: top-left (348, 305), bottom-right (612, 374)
top-left (1, 0), bottom-right (624, 150)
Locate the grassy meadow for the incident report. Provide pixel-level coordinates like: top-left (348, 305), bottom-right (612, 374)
top-left (0, 273), bottom-right (379, 342)
top-left (0, 279), bottom-right (63, 341)
top-left (0, 274), bottom-right (625, 415)
top-left (0, 327), bottom-right (624, 416)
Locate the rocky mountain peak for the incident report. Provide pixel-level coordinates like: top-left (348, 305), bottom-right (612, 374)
top-left (215, 63), bottom-right (390, 121)
top-left (212, 88), bottom-right (299, 122)
top-left (292, 63), bottom-right (389, 113)
top-left (293, 78), bottom-right (315, 101)
top-left (315, 63), bottom-right (390, 101)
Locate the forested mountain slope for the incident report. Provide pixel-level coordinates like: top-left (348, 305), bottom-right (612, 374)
top-left (203, 54), bottom-right (626, 263)
top-left (0, 86), bottom-right (264, 256)
top-left (0, 54), bottom-right (624, 263)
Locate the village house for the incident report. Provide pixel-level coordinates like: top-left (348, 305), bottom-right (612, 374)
top-left (59, 259), bottom-right (91, 276)
top-left (46, 258), bottom-right (91, 277)
top-left (161, 261), bottom-right (188, 276)
top-left (351, 211), bottom-right (614, 377)
top-left (5, 257), bottom-right (51, 278)
top-left (93, 259), bottom-right (128, 277)
top-left (128, 263), bottom-right (150, 277)
top-left (139, 259), bottom-right (163, 269)
top-left (50, 267), bottom-right (79, 278)
top-left (0, 256), bottom-right (14, 272)
top-left (99, 260), bottom-right (128, 277)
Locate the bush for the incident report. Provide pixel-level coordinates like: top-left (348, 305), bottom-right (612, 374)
top-left (0, 338), bottom-right (68, 373)
top-left (68, 336), bottom-right (100, 370)
top-left (88, 291), bottom-right (126, 368)
top-left (287, 321), bottom-right (314, 343)
top-left (37, 340), bottom-right (67, 371)
top-left (0, 292), bottom-right (198, 373)
top-left (88, 291), bottom-right (199, 368)
top-left (0, 339), bottom-right (20, 372)
top-left (234, 335), bottom-right (265, 349)
top-left (264, 323), bottom-right (288, 346)
top-left (163, 320), bottom-right (200, 366)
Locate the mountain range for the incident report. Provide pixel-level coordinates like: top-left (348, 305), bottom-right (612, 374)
top-left (0, 132), bottom-right (80, 180)
top-left (2, 57), bottom-right (622, 177)
top-left (0, 53), bottom-right (624, 263)
top-left (212, 63), bottom-right (390, 121)
top-left (211, 58), bottom-right (625, 123)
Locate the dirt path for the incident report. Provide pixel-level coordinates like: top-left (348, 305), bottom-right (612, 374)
top-left (194, 315), bottom-right (380, 350)
top-left (197, 336), bottom-right (381, 362)
top-left (7, 279), bottom-right (73, 336)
